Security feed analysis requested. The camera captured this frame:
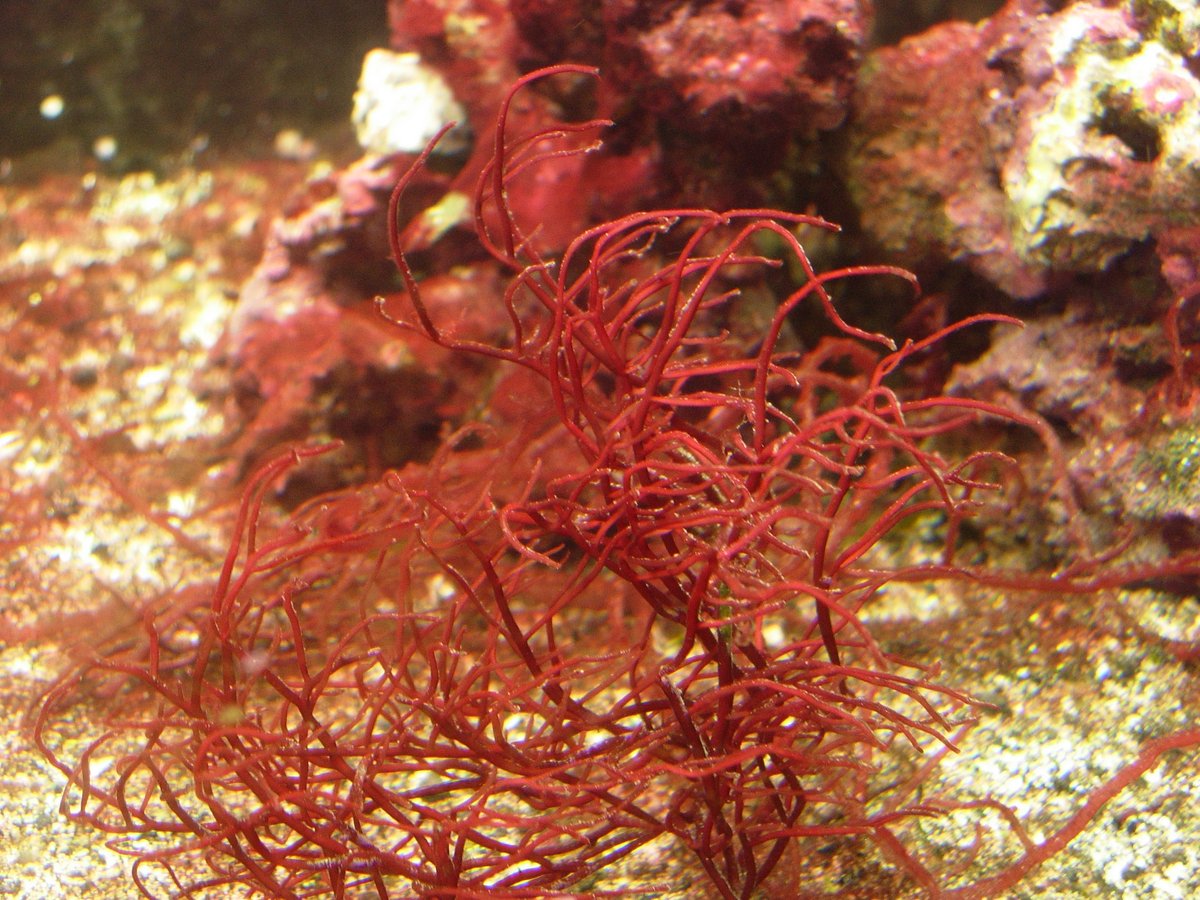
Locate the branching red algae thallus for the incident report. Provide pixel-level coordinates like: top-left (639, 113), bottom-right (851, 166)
top-left (32, 65), bottom-right (1200, 899)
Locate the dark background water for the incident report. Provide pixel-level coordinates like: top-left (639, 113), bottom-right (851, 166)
top-left (0, 0), bottom-right (385, 167)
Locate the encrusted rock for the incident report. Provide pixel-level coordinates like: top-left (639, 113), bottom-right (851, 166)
top-left (844, 0), bottom-right (1200, 298)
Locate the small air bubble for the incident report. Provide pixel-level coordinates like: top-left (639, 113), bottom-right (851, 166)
top-left (39, 94), bottom-right (64, 119)
top-left (92, 135), bottom-right (118, 162)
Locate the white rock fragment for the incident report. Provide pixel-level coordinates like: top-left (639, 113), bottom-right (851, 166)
top-left (352, 49), bottom-right (470, 157)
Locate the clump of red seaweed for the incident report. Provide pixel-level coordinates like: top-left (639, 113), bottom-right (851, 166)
top-left (33, 66), bottom-right (1200, 899)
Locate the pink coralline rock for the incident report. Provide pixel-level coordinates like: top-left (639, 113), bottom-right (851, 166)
top-left (381, 0), bottom-right (875, 231)
top-left (1157, 226), bottom-right (1200, 297)
top-left (230, 155), bottom-right (403, 339)
top-left (225, 153), bottom-right (481, 486)
top-left (226, 2), bottom-right (638, 481)
top-left (627, 0), bottom-right (871, 132)
top-left (509, 0), bottom-right (602, 66)
top-left (510, 0), bottom-right (871, 132)
top-left (944, 301), bottom-right (1200, 535)
top-left (947, 307), bottom-right (1146, 436)
top-left (507, 0), bottom-right (872, 208)
top-left (843, 16), bottom-right (1042, 296)
top-left (384, 0), bottom-right (661, 243)
top-left (387, 0), bottom-right (521, 136)
top-left (844, 0), bottom-right (1200, 299)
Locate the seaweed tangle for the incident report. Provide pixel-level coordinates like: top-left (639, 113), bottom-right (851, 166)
top-left (34, 66), bottom-right (1200, 899)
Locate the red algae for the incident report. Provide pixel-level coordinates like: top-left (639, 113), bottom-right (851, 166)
top-left (24, 67), bottom-right (1200, 899)
top-left (2, 5), bottom-right (1200, 896)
